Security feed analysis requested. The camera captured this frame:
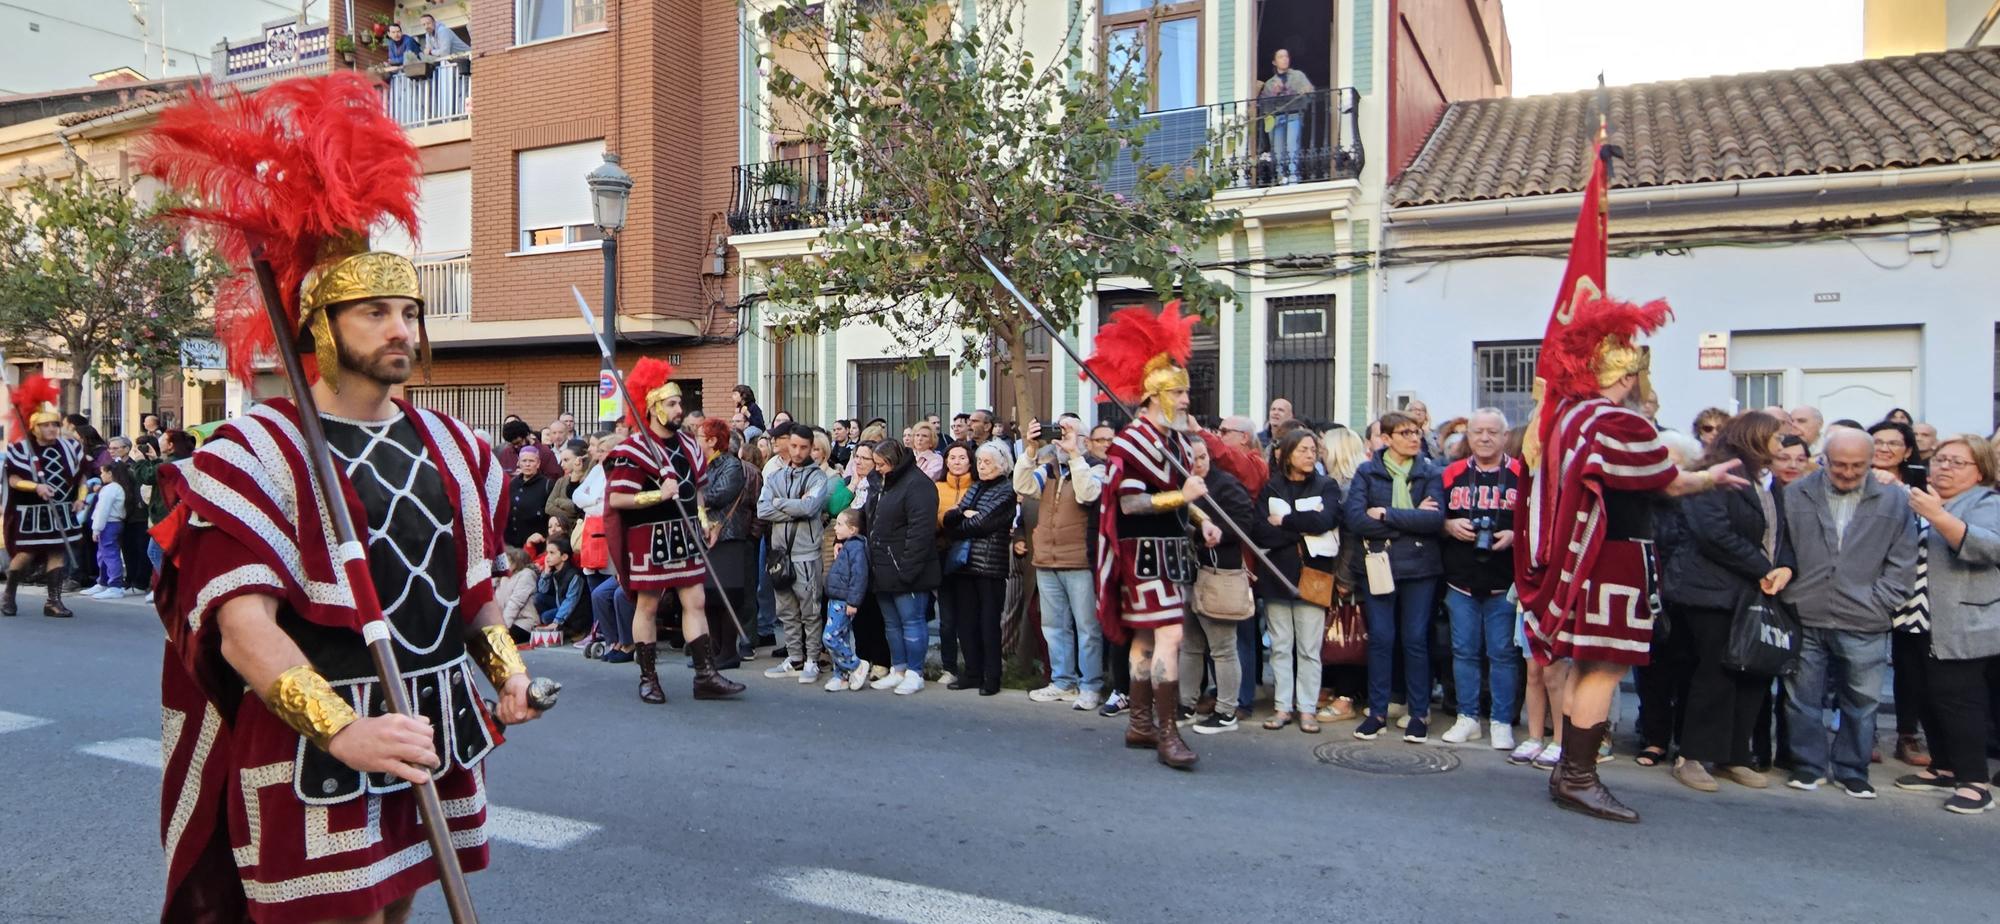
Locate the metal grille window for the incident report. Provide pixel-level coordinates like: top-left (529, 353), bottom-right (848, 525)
top-left (99, 381), bottom-right (124, 438)
top-left (1473, 341), bottom-right (1540, 428)
top-left (407, 384), bottom-right (507, 436)
top-left (852, 358), bottom-right (950, 435)
top-left (1734, 373), bottom-right (1783, 414)
top-left (559, 381), bottom-right (599, 430)
top-left (1267, 295), bottom-right (1334, 426)
top-left (1096, 296), bottom-right (1220, 428)
top-left (769, 332), bottom-right (820, 423)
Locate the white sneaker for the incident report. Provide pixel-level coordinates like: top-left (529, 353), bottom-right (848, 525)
top-left (825, 673), bottom-right (848, 692)
top-left (122, 587), bottom-right (145, 597)
top-left (1395, 714), bottom-right (1411, 730)
top-left (80, 585), bottom-right (105, 597)
top-left (848, 660), bottom-right (871, 691)
top-left (764, 660), bottom-right (800, 679)
top-left (144, 591), bottom-right (154, 604)
top-left (1490, 722), bottom-right (1516, 751)
top-left (938, 671), bottom-right (959, 688)
top-left (870, 669), bottom-right (905, 691)
top-left (1074, 690), bottom-right (1103, 711)
top-left (90, 586), bottom-right (123, 599)
top-left (1028, 684), bottom-right (1072, 703)
top-left (799, 662), bottom-right (821, 684)
top-left (1442, 715), bottom-right (1483, 744)
top-left (893, 672), bottom-right (924, 695)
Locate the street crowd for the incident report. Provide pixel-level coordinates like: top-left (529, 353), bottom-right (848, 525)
top-left (477, 384), bottom-right (2000, 818)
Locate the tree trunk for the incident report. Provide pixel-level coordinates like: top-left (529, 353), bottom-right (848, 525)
top-left (1003, 316), bottom-right (1033, 436)
top-left (61, 350), bottom-right (92, 414)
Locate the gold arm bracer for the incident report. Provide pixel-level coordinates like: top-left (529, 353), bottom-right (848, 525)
top-left (10, 478), bottom-right (39, 493)
top-left (467, 623), bottom-right (528, 689)
top-left (268, 665), bottom-right (359, 752)
top-left (633, 489), bottom-right (667, 508)
top-left (1150, 489), bottom-right (1188, 512)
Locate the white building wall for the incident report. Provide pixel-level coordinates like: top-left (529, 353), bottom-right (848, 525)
top-left (1376, 225), bottom-right (2000, 437)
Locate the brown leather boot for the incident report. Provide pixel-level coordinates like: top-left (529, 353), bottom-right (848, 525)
top-left (1551, 718), bottom-right (1637, 823)
top-left (635, 642), bottom-right (667, 705)
top-left (42, 568), bottom-right (72, 619)
top-left (1124, 679), bottom-right (1158, 749)
top-left (1, 567), bottom-right (20, 616)
top-left (1151, 677), bottom-right (1199, 770)
top-left (689, 634), bottom-right (745, 700)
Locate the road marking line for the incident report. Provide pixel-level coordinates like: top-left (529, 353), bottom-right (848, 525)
top-left (485, 805), bottom-right (601, 849)
top-left (80, 737), bottom-right (164, 768)
top-left (766, 867), bottom-right (1105, 924)
top-left (0, 710), bottom-right (52, 735)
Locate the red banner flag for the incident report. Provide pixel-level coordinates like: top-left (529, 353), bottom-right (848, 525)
top-left (1522, 130), bottom-right (1609, 466)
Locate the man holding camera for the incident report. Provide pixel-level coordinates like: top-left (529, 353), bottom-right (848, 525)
top-left (1439, 408), bottom-right (1524, 748)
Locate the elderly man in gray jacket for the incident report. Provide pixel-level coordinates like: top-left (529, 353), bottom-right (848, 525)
top-left (1779, 428), bottom-right (1918, 797)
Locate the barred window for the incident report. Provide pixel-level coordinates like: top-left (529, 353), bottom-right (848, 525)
top-left (406, 384), bottom-right (507, 435)
top-left (1267, 295), bottom-right (1334, 426)
top-left (1473, 341), bottom-right (1539, 428)
top-left (1734, 372), bottom-right (1783, 413)
top-left (851, 358), bottom-right (950, 435)
top-left (559, 381), bottom-right (600, 430)
top-left (769, 332), bottom-right (820, 424)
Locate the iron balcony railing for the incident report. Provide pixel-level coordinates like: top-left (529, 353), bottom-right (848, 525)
top-left (725, 86), bottom-right (1362, 235)
top-left (416, 253), bottom-right (471, 319)
top-left (381, 56), bottom-right (471, 128)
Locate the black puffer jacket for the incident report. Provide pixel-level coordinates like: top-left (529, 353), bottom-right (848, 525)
top-left (1664, 481), bottom-right (1795, 612)
top-left (868, 450), bottom-right (941, 593)
top-left (1257, 471), bottom-right (1345, 600)
top-left (943, 474), bottom-right (1017, 578)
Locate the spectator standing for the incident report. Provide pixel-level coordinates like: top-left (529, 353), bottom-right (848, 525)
top-left (933, 443), bottom-right (976, 684)
top-left (734, 384), bottom-right (768, 434)
top-left (1895, 436), bottom-right (2000, 814)
top-left (1869, 421), bottom-right (1926, 490)
top-left (820, 509), bottom-right (873, 690)
top-left (1913, 423), bottom-right (1939, 463)
top-left (503, 448), bottom-right (553, 549)
top-left (1402, 399), bottom-right (1437, 459)
top-left (699, 418), bottom-right (756, 669)
top-left (950, 413), bottom-right (970, 443)
top-left (1257, 431), bottom-right (1343, 733)
top-left (967, 409), bottom-right (997, 448)
top-left (545, 439), bottom-right (589, 521)
top-left (1778, 428), bottom-right (1917, 798)
top-left (830, 420), bottom-right (856, 469)
top-left (1257, 49), bottom-right (1314, 185)
top-left (1175, 434), bottom-right (1274, 733)
top-left (1258, 399), bottom-right (1294, 447)
top-left (940, 443), bottom-right (1018, 695)
top-left (1438, 409), bottom-right (1523, 748)
top-left (1346, 411), bottom-right (1446, 742)
top-left (1632, 431), bottom-right (1706, 769)
top-left (1789, 406), bottom-right (1826, 454)
top-left (758, 423), bottom-right (831, 684)
top-left (912, 422), bottom-right (944, 480)
top-left (495, 418), bottom-right (532, 473)
top-left (1773, 435), bottom-right (1812, 487)
top-left (1018, 418), bottom-right (1108, 709)
top-left (867, 440), bottom-right (939, 694)
top-left (1691, 408), bottom-right (1730, 450)
top-left (86, 461), bottom-right (136, 597)
top-left (1313, 426), bottom-right (1369, 722)
top-left (1667, 413), bottom-right (1793, 794)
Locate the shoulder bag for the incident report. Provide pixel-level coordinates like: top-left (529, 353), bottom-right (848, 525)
top-left (1321, 591), bottom-right (1367, 665)
top-left (1193, 565), bottom-right (1255, 621)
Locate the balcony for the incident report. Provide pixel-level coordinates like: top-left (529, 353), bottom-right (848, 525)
top-left (726, 87), bottom-right (1363, 238)
top-left (213, 17), bottom-right (332, 86)
top-left (417, 254), bottom-right (471, 320)
top-left (380, 57), bottom-right (471, 129)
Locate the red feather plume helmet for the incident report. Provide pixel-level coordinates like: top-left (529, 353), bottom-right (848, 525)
top-left (8, 374), bottom-right (60, 443)
top-left (139, 73), bottom-right (426, 392)
top-left (624, 357), bottom-right (681, 429)
top-left (1082, 300), bottom-right (1197, 415)
top-left (1541, 295), bottom-right (1673, 402)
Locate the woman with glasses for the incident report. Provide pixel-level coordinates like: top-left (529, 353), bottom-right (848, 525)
top-left (1869, 420), bottom-right (1927, 489)
top-left (1344, 411), bottom-right (1447, 742)
top-left (1691, 408), bottom-right (1730, 450)
top-left (1894, 436), bottom-right (2000, 814)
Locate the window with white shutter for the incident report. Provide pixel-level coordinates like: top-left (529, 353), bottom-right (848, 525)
top-left (517, 141), bottom-right (608, 251)
top-left (373, 170), bottom-right (472, 257)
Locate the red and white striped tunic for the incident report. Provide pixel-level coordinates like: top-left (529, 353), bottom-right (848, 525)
top-left (604, 427), bottom-right (709, 592)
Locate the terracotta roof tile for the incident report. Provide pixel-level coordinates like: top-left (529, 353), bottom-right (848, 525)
top-left (1389, 46), bottom-right (2000, 207)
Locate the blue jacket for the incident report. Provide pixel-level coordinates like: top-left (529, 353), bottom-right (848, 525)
top-left (534, 566), bottom-right (587, 627)
top-left (1343, 449), bottom-right (1446, 581)
top-left (825, 535), bottom-right (870, 604)
top-left (383, 34), bottom-right (421, 65)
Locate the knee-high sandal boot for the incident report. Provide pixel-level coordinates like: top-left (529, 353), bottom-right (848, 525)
top-left (43, 567), bottom-right (72, 619)
top-left (689, 635), bottom-right (745, 700)
top-left (1, 568), bottom-right (21, 616)
top-left (1151, 677), bottom-right (1198, 770)
top-left (1124, 678), bottom-right (1158, 749)
top-left (635, 641), bottom-right (667, 704)
top-left (1551, 717), bottom-right (1638, 823)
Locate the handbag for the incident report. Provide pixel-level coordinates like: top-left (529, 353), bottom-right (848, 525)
top-left (942, 538), bottom-right (972, 575)
top-left (1297, 545), bottom-right (1335, 608)
top-left (1193, 565), bottom-right (1255, 621)
top-left (765, 540), bottom-right (797, 590)
top-left (1321, 593), bottom-right (1367, 665)
top-left (1363, 540), bottom-right (1395, 595)
top-left (576, 514), bottom-right (609, 570)
top-left (1722, 589), bottom-right (1801, 677)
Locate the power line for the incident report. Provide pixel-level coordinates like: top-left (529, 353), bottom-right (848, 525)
top-left (0, 1), bottom-right (212, 65)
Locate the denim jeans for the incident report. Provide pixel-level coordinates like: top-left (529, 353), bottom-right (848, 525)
top-left (1271, 113), bottom-right (1302, 179)
top-left (876, 591), bottom-right (931, 673)
top-left (1783, 627), bottom-right (1889, 784)
top-left (755, 540), bottom-right (779, 642)
top-left (823, 599), bottom-right (861, 674)
top-left (1445, 588), bottom-right (1523, 723)
top-left (1365, 578), bottom-right (1437, 720)
top-left (1267, 599), bottom-right (1326, 713)
top-left (590, 577), bottom-right (635, 647)
top-left (1036, 568), bottom-right (1104, 693)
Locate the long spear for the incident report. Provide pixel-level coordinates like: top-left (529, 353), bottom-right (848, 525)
top-left (977, 255), bottom-right (1301, 598)
top-left (250, 255), bottom-right (480, 924)
top-left (570, 287), bottom-right (745, 631)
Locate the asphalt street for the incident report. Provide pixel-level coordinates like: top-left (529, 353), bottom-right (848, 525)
top-left (0, 588), bottom-right (1992, 924)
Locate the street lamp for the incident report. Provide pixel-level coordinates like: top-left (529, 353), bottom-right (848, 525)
top-left (586, 153), bottom-right (632, 428)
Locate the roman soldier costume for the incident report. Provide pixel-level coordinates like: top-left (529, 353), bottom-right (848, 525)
top-left (142, 74), bottom-right (524, 921)
top-left (1087, 301), bottom-right (1201, 769)
top-left (3, 375), bottom-right (87, 618)
top-left (1515, 294), bottom-right (1679, 822)
top-left (605, 356), bottom-right (742, 704)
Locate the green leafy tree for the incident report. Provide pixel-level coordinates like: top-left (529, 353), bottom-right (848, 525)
top-left (754, 0), bottom-right (1242, 420)
top-left (0, 173), bottom-right (224, 407)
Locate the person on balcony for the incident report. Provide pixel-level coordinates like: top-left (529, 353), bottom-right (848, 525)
top-left (1258, 49), bottom-right (1315, 186)
top-left (419, 13), bottom-right (470, 57)
top-left (382, 22), bottom-right (421, 67)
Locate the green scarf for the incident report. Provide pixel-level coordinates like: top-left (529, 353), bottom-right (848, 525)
top-left (1384, 452), bottom-right (1414, 510)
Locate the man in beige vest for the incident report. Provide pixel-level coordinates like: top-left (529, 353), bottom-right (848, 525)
top-left (1015, 413), bottom-right (1108, 710)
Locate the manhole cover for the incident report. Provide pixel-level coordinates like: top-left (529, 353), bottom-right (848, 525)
top-left (1313, 741), bottom-right (1460, 775)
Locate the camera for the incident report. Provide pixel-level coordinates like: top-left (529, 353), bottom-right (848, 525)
top-left (1472, 515), bottom-right (1496, 551)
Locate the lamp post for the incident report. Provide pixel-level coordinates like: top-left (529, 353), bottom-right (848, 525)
top-left (586, 152), bottom-right (632, 428)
